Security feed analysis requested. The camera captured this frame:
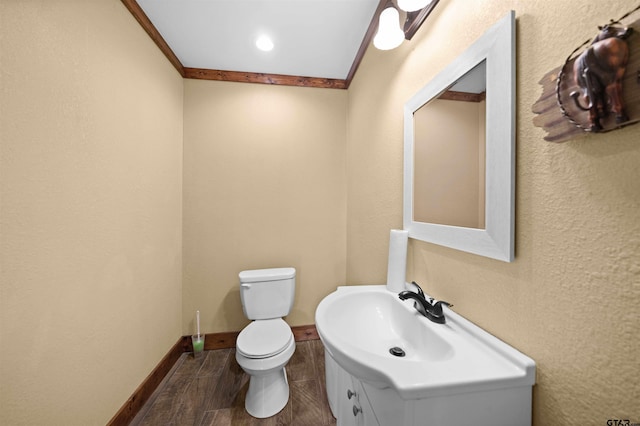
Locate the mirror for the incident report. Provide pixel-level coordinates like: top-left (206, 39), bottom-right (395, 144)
top-left (403, 11), bottom-right (515, 262)
top-left (413, 60), bottom-right (486, 229)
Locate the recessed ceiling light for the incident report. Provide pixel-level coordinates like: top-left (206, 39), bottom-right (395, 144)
top-left (256, 35), bottom-right (274, 52)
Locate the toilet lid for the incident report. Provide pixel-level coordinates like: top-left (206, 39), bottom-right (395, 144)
top-left (236, 318), bottom-right (293, 359)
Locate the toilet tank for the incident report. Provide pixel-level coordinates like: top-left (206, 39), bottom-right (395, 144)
top-left (239, 268), bottom-right (296, 320)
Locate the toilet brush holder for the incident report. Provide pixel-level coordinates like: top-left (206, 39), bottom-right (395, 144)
top-left (191, 335), bottom-right (205, 358)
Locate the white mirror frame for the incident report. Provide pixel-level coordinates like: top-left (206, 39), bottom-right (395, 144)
top-left (403, 11), bottom-right (515, 262)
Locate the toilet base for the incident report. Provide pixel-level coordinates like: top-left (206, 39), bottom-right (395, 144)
top-left (245, 367), bottom-right (290, 418)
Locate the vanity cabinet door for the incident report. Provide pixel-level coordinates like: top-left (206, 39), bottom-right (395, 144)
top-left (327, 352), bottom-right (380, 426)
top-left (336, 367), bottom-right (360, 426)
top-left (353, 379), bottom-right (380, 426)
top-left (339, 374), bottom-right (380, 426)
top-left (324, 349), bottom-right (338, 418)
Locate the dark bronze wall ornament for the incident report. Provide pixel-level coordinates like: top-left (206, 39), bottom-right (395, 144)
top-left (533, 5), bottom-right (640, 142)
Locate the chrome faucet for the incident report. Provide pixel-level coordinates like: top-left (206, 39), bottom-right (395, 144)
top-left (398, 281), bottom-right (453, 324)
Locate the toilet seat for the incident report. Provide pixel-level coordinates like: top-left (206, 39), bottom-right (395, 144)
top-left (237, 318), bottom-right (293, 359)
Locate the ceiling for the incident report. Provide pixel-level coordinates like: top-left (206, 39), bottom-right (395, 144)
top-left (125, 0), bottom-right (383, 88)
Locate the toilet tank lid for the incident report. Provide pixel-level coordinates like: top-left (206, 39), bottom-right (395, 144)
top-left (239, 267), bottom-right (296, 283)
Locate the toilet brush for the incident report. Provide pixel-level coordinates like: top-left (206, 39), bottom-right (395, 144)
top-left (192, 310), bottom-right (204, 355)
top-left (196, 310), bottom-right (200, 339)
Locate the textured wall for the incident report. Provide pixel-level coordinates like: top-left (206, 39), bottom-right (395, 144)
top-left (0, 1), bottom-right (183, 425)
top-left (2, 1), bottom-right (638, 425)
top-left (182, 80), bottom-right (347, 334)
top-left (347, 0), bottom-right (640, 424)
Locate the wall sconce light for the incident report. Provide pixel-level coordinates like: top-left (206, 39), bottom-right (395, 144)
top-left (373, 0), bottom-right (440, 50)
top-left (397, 0), bottom-right (432, 13)
top-left (373, 6), bottom-right (405, 50)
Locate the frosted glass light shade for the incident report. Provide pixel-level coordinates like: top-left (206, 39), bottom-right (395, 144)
top-left (397, 0), bottom-right (432, 12)
top-left (373, 7), bottom-right (404, 50)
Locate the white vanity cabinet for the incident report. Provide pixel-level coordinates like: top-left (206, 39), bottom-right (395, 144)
top-left (325, 348), bottom-right (532, 426)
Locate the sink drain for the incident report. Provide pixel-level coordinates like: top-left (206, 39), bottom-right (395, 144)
top-left (389, 346), bottom-right (406, 357)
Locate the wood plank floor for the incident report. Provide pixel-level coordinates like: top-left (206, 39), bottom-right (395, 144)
top-left (130, 339), bottom-right (336, 426)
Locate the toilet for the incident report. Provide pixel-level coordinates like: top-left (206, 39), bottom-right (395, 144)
top-left (235, 267), bottom-right (296, 418)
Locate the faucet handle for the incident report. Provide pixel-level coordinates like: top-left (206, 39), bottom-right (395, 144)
top-left (432, 300), bottom-right (453, 317)
top-left (408, 282), bottom-right (428, 315)
top-left (410, 281), bottom-right (425, 298)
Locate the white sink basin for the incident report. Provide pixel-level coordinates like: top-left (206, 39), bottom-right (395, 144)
top-left (315, 285), bottom-right (535, 400)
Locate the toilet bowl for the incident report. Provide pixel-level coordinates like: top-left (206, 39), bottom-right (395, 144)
top-left (235, 268), bottom-right (296, 418)
top-left (235, 319), bottom-right (296, 418)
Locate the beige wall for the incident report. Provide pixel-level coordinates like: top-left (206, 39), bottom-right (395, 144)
top-left (347, 1), bottom-right (640, 425)
top-left (0, 1), bottom-right (183, 425)
top-left (182, 80), bottom-right (347, 334)
top-left (3, 0), bottom-right (639, 425)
